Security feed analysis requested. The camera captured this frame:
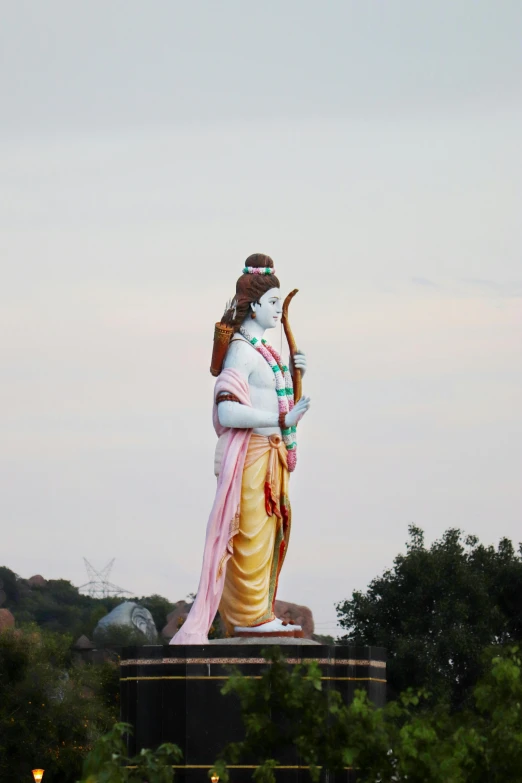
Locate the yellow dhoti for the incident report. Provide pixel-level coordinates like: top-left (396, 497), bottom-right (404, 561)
top-left (219, 433), bottom-right (291, 632)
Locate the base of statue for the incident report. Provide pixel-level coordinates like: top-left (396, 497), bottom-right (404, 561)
top-left (210, 635), bottom-right (321, 645)
top-left (234, 629), bottom-right (304, 638)
top-left (120, 643), bottom-right (386, 782)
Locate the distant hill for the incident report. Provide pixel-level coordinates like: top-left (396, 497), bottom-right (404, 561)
top-left (0, 566), bottom-right (331, 645)
top-left (0, 566), bottom-right (175, 640)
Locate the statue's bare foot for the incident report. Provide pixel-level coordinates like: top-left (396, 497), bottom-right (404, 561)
top-left (234, 617), bottom-right (302, 634)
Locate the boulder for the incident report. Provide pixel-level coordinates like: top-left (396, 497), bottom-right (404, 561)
top-left (161, 600), bottom-right (193, 639)
top-left (27, 574), bottom-right (47, 588)
top-left (274, 600), bottom-right (314, 639)
top-left (0, 608), bottom-right (15, 631)
top-left (74, 634), bottom-right (95, 650)
top-left (93, 601), bottom-right (158, 644)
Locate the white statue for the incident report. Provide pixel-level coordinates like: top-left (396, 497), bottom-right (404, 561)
top-left (171, 254), bottom-right (310, 644)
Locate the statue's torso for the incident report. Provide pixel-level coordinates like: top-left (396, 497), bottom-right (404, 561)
top-left (224, 336), bottom-right (280, 435)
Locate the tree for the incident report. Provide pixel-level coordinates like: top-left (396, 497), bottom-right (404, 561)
top-left (79, 722), bottom-right (181, 783)
top-left (0, 566), bottom-right (21, 604)
top-left (0, 565), bottom-right (183, 640)
top-left (336, 526), bottom-right (522, 705)
top-left (0, 566), bottom-right (122, 638)
top-left (93, 623), bottom-right (157, 647)
top-left (0, 626), bottom-right (118, 783)
top-left (212, 645), bottom-right (522, 783)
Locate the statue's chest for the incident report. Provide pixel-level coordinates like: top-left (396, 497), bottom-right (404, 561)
top-left (249, 351), bottom-right (277, 391)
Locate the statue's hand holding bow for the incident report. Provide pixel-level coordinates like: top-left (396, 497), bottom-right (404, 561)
top-left (290, 350), bottom-right (307, 377)
top-left (286, 349), bottom-right (310, 428)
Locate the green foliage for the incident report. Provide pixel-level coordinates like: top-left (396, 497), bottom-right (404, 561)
top-left (213, 645), bottom-right (522, 783)
top-left (217, 648), bottom-right (336, 782)
top-left (336, 526), bottom-right (522, 705)
top-left (472, 645), bottom-right (522, 780)
top-left (0, 565), bottom-right (181, 640)
top-left (0, 566), bottom-right (122, 638)
top-left (0, 626), bottom-right (119, 783)
top-left (79, 722), bottom-right (182, 783)
top-left (0, 565), bottom-right (21, 604)
top-left (93, 623), bottom-right (158, 647)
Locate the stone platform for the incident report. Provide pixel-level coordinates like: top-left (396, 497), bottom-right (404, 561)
top-left (120, 642), bottom-right (386, 783)
top-left (208, 636), bottom-right (321, 645)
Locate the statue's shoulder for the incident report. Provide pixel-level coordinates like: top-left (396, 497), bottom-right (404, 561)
top-left (224, 336), bottom-right (256, 372)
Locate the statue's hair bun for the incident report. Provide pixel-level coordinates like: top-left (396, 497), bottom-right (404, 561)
top-left (244, 253), bottom-right (274, 269)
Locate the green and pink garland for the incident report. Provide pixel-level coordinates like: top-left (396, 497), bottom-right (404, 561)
top-left (242, 266), bottom-right (276, 275)
top-left (240, 326), bottom-right (297, 472)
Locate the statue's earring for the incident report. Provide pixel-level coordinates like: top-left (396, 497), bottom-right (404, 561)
top-left (251, 311), bottom-right (256, 319)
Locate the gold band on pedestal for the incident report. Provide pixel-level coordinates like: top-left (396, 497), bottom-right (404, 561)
top-left (210, 322), bottom-right (234, 377)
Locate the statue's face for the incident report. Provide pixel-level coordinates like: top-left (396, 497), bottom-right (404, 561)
top-left (251, 287), bottom-right (282, 330)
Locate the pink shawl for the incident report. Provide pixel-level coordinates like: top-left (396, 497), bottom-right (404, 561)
top-left (169, 368), bottom-right (252, 644)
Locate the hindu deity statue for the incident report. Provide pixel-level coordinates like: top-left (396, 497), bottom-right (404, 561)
top-left (170, 254), bottom-right (310, 644)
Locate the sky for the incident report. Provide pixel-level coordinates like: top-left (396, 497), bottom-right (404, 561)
top-left (1, 1), bottom-right (521, 637)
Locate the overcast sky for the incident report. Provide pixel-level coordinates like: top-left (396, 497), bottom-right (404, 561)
top-left (1, 1), bottom-right (521, 636)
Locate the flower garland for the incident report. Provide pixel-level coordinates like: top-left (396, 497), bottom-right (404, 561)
top-left (242, 266), bottom-right (276, 275)
top-left (239, 326), bottom-right (297, 472)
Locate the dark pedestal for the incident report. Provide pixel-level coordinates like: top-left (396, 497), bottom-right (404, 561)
top-left (120, 643), bottom-right (386, 783)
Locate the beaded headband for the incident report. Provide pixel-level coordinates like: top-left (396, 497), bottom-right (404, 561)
top-left (242, 266), bottom-right (276, 275)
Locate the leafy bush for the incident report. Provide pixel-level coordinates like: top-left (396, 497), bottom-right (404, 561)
top-left (0, 626), bottom-right (119, 783)
top-left (213, 645), bottom-right (522, 783)
top-left (336, 526), bottom-right (522, 705)
top-left (0, 566), bottom-right (178, 640)
top-left (93, 623), bottom-right (158, 647)
top-left (79, 722), bottom-right (181, 783)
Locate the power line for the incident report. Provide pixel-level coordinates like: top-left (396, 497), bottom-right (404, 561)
top-left (78, 558), bottom-right (133, 599)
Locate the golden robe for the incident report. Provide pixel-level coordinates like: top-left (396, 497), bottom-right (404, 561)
top-left (219, 433), bottom-right (291, 632)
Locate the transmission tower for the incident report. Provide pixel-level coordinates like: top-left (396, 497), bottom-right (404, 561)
top-left (79, 558), bottom-right (133, 598)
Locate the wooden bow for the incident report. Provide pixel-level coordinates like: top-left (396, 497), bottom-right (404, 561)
top-left (282, 288), bottom-right (302, 403)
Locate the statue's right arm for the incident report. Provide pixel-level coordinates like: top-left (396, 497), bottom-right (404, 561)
top-left (218, 401), bottom-right (279, 429)
top-left (217, 341), bottom-right (279, 430)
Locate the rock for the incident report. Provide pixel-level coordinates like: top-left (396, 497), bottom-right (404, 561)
top-left (162, 599), bottom-right (315, 640)
top-left (74, 635), bottom-right (95, 649)
top-left (161, 600), bottom-right (193, 639)
top-left (274, 600), bottom-right (315, 639)
top-left (27, 574), bottom-right (47, 588)
top-left (0, 608), bottom-right (15, 631)
top-left (94, 601), bottom-right (158, 644)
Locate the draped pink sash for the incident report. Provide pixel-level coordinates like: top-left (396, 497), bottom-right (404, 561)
top-left (169, 368), bottom-right (253, 645)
